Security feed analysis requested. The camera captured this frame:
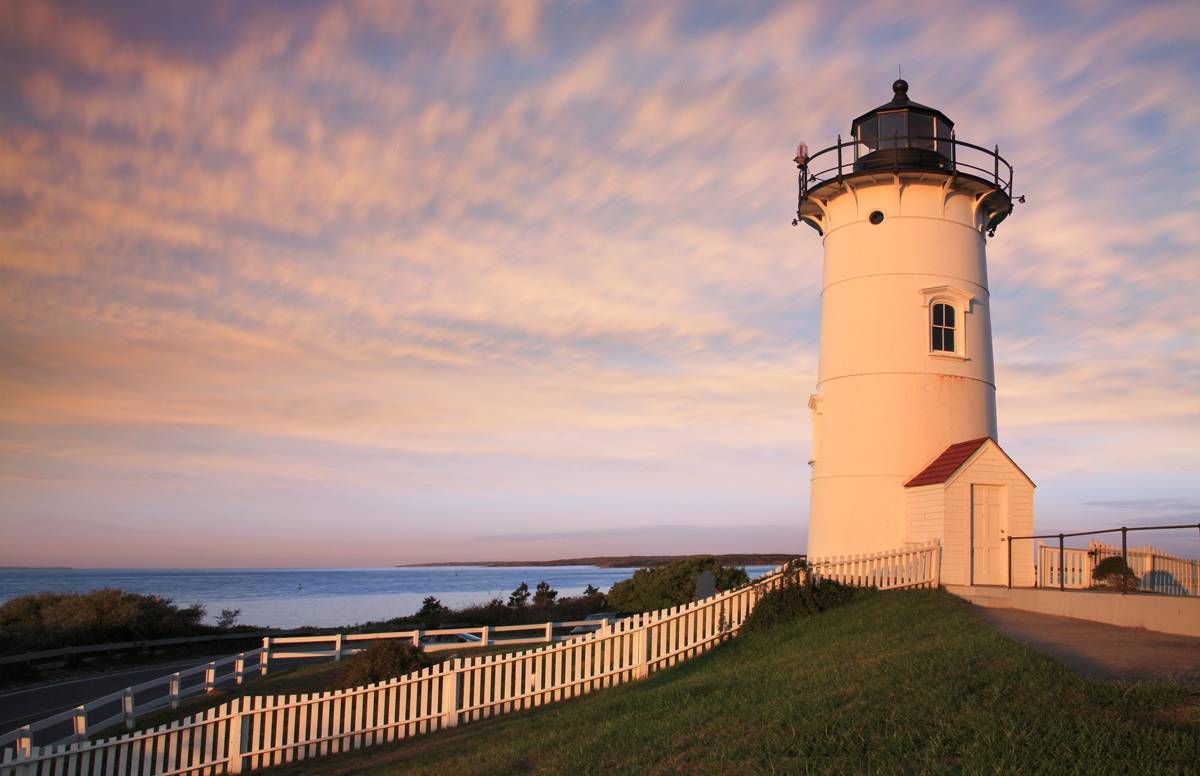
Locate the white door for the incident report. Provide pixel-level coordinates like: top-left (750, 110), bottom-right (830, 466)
top-left (971, 485), bottom-right (1006, 585)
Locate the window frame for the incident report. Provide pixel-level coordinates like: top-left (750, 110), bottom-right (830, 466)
top-left (930, 301), bottom-right (957, 354)
top-left (920, 286), bottom-right (974, 359)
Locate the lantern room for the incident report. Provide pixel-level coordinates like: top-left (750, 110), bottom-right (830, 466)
top-left (852, 79), bottom-right (955, 172)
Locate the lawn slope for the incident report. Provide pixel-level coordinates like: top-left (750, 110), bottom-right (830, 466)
top-left (273, 590), bottom-right (1199, 774)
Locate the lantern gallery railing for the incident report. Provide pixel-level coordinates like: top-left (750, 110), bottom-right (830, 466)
top-left (792, 134), bottom-right (1013, 219)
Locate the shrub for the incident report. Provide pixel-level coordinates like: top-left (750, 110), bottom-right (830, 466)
top-left (216, 608), bottom-right (242, 629)
top-left (417, 597), bottom-right (448, 625)
top-left (330, 641), bottom-right (434, 690)
top-left (0, 589), bottom-right (208, 655)
top-left (1091, 556), bottom-right (1139, 591)
top-left (533, 581), bottom-right (558, 607)
top-left (607, 557), bottom-right (750, 613)
top-left (741, 565), bottom-right (865, 635)
top-left (507, 583), bottom-right (530, 608)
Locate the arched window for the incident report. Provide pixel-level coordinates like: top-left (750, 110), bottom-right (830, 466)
top-left (931, 302), bottom-right (956, 353)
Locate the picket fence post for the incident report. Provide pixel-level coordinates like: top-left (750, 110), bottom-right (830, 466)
top-left (440, 660), bottom-right (460, 729)
top-left (227, 698), bottom-right (249, 774)
top-left (633, 626), bottom-right (649, 679)
top-left (261, 637), bottom-right (271, 676)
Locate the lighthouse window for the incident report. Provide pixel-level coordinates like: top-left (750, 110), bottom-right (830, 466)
top-left (910, 114), bottom-right (935, 150)
top-left (931, 303), bottom-right (956, 353)
top-left (877, 111), bottom-right (906, 150)
top-left (857, 116), bottom-right (879, 153)
top-left (937, 118), bottom-right (954, 160)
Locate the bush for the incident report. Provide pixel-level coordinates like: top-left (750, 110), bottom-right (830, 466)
top-left (533, 581), bottom-right (558, 607)
top-left (1092, 556), bottom-right (1139, 591)
top-left (330, 641), bottom-right (435, 690)
top-left (0, 589), bottom-right (208, 655)
top-left (741, 565), bottom-right (866, 635)
top-left (607, 557), bottom-right (750, 612)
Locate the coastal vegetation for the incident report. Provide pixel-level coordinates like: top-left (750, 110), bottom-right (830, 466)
top-left (607, 557), bottom-right (749, 612)
top-left (269, 590), bottom-right (1200, 775)
top-left (383, 557), bottom-right (750, 632)
top-left (0, 589), bottom-right (233, 656)
top-left (330, 641), bottom-right (436, 690)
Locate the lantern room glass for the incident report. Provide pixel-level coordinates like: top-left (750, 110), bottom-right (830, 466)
top-left (854, 110), bottom-right (955, 161)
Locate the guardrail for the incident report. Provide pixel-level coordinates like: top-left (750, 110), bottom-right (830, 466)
top-left (0, 632), bottom-right (272, 667)
top-left (0, 546), bottom-right (940, 775)
top-left (261, 619), bottom-right (616, 666)
top-left (0, 649), bottom-right (266, 755)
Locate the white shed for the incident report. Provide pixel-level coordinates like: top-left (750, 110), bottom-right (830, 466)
top-left (903, 437), bottom-right (1035, 587)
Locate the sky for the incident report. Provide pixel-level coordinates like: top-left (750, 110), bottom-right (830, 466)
top-left (1, 0), bottom-right (1198, 568)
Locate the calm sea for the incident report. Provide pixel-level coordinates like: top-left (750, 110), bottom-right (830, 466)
top-left (0, 566), bottom-right (777, 629)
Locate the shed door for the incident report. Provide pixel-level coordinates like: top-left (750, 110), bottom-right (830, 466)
top-left (971, 485), bottom-right (1006, 585)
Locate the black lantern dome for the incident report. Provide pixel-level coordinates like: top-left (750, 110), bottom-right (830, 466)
top-left (850, 79), bottom-right (956, 172)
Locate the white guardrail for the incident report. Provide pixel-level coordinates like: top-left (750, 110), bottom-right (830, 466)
top-left (0, 544), bottom-right (940, 775)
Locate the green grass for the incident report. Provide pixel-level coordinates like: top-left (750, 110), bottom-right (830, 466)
top-left (269, 590), bottom-right (1199, 775)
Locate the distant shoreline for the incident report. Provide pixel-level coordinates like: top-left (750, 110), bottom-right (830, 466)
top-left (0, 566), bottom-right (73, 570)
top-left (399, 554), bottom-right (800, 569)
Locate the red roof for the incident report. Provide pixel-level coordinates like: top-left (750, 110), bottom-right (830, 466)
top-left (904, 437), bottom-right (991, 487)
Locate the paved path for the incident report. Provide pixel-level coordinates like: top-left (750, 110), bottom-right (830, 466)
top-left (979, 607), bottom-right (1200, 683)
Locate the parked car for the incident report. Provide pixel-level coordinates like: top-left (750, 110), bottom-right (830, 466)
top-left (420, 632), bottom-right (482, 645)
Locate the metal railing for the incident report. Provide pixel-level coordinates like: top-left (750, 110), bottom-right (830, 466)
top-left (794, 134), bottom-right (1013, 217)
top-left (1004, 522), bottom-right (1200, 595)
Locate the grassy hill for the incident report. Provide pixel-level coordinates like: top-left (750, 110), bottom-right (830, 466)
top-left (273, 590), bottom-right (1199, 774)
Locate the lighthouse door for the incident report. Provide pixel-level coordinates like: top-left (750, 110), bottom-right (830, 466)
top-left (970, 485), bottom-right (1006, 585)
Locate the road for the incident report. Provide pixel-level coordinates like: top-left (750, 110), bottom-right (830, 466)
top-left (0, 656), bottom-right (227, 733)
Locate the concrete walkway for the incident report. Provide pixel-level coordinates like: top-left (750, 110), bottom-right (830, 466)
top-left (979, 607), bottom-right (1200, 684)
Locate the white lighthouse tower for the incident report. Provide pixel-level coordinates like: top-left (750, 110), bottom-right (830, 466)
top-left (797, 80), bottom-right (1034, 586)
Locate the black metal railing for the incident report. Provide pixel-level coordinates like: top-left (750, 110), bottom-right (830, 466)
top-left (794, 134), bottom-right (1013, 219)
top-left (1005, 522), bottom-right (1200, 596)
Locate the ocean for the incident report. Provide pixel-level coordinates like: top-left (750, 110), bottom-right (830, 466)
top-left (0, 565), bottom-right (778, 629)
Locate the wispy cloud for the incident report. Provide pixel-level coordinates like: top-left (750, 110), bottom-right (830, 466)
top-left (1, 0), bottom-right (1197, 566)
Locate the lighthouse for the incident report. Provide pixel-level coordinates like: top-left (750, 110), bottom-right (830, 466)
top-left (796, 80), bottom-right (1035, 586)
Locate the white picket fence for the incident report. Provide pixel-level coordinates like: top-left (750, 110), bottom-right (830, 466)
top-left (0, 545), bottom-right (940, 775)
top-left (809, 542), bottom-right (941, 590)
top-left (1, 621), bottom-right (615, 752)
top-left (1037, 541), bottom-right (1200, 596)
